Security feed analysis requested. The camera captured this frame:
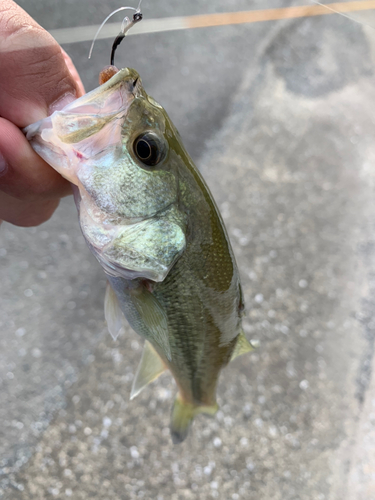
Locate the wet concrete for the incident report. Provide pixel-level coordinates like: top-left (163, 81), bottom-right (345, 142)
top-left (1, 1), bottom-right (375, 498)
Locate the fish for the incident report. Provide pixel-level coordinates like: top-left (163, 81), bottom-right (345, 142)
top-left (24, 67), bottom-right (253, 443)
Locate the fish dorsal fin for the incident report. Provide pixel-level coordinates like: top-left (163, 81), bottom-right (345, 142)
top-left (104, 282), bottom-right (124, 340)
top-left (130, 287), bottom-right (172, 361)
top-left (230, 332), bottom-right (254, 362)
top-left (130, 341), bottom-right (166, 400)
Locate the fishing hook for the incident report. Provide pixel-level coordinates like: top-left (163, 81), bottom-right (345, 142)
top-left (110, 11), bottom-right (143, 66)
top-left (88, 0), bottom-right (144, 64)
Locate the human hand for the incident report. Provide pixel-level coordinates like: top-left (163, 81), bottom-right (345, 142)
top-left (0, 0), bottom-right (85, 227)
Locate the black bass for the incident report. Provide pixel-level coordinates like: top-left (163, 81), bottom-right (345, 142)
top-left (25, 68), bottom-right (252, 443)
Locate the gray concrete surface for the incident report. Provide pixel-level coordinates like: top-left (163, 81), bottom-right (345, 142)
top-left (1, 0), bottom-right (375, 498)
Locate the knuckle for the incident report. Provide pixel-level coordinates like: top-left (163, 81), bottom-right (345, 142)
top-left (11, 200), bottom-right (59, 228)
top-left (25, 183), bottom-right (52, 201)
top-left (1, 177), bottom-right (56, 202)
top-left (0, 3), bottom-right (44, 46)
top-left (0, 188), bottom-right (59, 227)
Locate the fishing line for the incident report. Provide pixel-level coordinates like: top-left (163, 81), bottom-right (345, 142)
top-left (110, 12), bottom-right (143, 66)
top-left (313, 1), bottom-right (375, 31)
top-left (88, 2), bottom-right (143, 61)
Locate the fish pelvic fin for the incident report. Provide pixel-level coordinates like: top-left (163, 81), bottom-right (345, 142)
top-left (130, 287), bottom-right (172, 361)
top-left (105, 282), bottom-right (125, 340)
top-left (230, 332), bottom-right (254, 362)
top-left (130, 340), bottom-right (166, 400)
top-left (170, 395), bottom-right (219, 444)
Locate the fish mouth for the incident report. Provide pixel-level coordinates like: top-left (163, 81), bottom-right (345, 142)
top-left (24, 68), bottom-right (142, 185)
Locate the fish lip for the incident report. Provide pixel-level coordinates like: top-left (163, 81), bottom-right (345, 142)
top-left (99, 67), bottom-right (140, 93)
top-left (23, 67), bottom-right (142, 185)
top-left (23, 68), bottom-right (140, 135)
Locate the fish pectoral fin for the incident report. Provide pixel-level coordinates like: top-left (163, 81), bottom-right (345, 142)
top-left (104, 282), bottom-right (125, 340)
top-left (130, 287), bottom-right (172, 361)
top-left (170, 396), bottom-right (219, 445)
top-left (230, 332), bottom-right (254, 362)
top-left (130, 341), bottom-right (166, 400)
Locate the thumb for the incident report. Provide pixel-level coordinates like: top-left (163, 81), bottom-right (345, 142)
top-left (0, 1), bottom-right (85, 226)
top-left (0, 0), bottom-right (84, 126)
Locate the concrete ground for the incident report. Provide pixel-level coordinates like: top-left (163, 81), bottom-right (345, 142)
top-left (1, 0), bottom-right (375, 498)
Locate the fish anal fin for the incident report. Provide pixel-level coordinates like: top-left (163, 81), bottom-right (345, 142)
top-left (170, 395), bottom-right (219, 444)
top-left (230, 332), bottom-right (254, 362)
top-left (104, 282), bottom-right (124, 340)
top-left (130, 341), bottom-right (166, 400)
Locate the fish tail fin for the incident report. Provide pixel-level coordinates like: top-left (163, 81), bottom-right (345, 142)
top-left (170, 395), bottom-right (219, 444)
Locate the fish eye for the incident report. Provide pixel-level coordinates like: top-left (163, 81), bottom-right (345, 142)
top-left (133, 132), bottom-right (165, 167)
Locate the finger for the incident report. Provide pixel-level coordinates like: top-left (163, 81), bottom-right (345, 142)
top-left (0, 1), bottom-right (84, 216)
top-left (0, 1), bottom-right (84, 127)
top-left (61, 48), bottom-right (85, 97)
top-left (0, 191), bottom-right (60, 227)
top-left (0, 117), bottom-right (71, 201)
